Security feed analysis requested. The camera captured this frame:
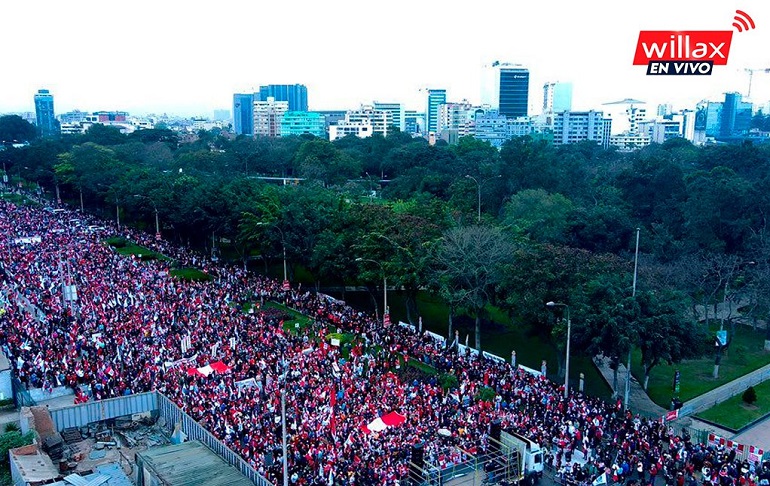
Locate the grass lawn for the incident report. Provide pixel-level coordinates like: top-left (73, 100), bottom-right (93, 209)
top-left (262, 301), bottom-right (314, 334)
top-left (697, 379), bottom-right (770, 430)
top-left (104, 237), bottom-right (170, 261)
top-left (631, 323), bottom-right (770, 407)
top-left (170, 267), bottom-right (213, 281)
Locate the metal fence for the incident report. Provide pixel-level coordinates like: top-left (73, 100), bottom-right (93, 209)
top-left (679, 365), bottom-right (770, 417)
top-left (11, 377), bottom-right (35, 408)
top-left (156, 392), bottom-right (274, 486)
top-left (49, 391), bottom-right (157, 431)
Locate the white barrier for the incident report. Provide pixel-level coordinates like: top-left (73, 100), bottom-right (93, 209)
top-left (482, 351), bottom-right (507, 364)
top-left (457, 343), bottom-right (480, 357)
top-left (398, 321), bottom-right (416, 332)
top-left (425, 330), bottom-right (446, 345)
top-left (518, 364), bottom-right (543, 377)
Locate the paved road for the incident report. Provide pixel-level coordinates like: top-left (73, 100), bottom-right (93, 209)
top-left (731, 412), bottom-right (770, 450)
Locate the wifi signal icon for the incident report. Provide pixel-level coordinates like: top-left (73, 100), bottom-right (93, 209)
top-left (733, 9), bottom-right (756, 32)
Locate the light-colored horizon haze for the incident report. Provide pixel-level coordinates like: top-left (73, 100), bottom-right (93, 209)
top-left (2, 0), bottom-right (770, 117)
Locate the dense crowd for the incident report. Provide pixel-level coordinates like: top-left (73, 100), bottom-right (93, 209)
top-left (0, 197), bottom-right (768, 486)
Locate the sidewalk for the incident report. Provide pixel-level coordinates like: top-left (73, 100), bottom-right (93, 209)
top-left (592, 356), bottom-right (734, 437)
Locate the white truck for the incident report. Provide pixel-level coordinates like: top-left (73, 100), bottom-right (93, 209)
top-left (501, 430), bottom-right (544, 477)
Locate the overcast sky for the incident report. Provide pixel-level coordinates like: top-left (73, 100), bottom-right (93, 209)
top-left (2, 0), bottom-right (770, 117)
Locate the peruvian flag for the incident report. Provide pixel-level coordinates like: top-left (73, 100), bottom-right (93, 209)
top-left (186, 361), bottom-right (231, 377)
top-left (282, 280), bottom-right (291, 291)
top-left (360, 411), bottom-right (406, 434)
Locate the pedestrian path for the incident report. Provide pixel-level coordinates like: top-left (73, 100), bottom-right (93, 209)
top-left (592, 356), bottom-right (734, 438)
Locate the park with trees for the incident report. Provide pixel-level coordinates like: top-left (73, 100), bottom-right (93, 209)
top-left (2, 114), bottom-right (770, 428)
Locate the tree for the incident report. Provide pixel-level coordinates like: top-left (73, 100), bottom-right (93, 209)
top-left (502, 189), bottom-right (574, 243)
top-left (294, 139), bottom-right (363, 187)
top-left (433, 226), bottom-right (514, 349)
top-left (635, 289), bottom-right (704, 390)
top-left (0, 115), bottom-right (36, 144)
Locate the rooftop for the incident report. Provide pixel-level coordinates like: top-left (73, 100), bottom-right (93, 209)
top-left (136, 441), bottom-right (254, 486)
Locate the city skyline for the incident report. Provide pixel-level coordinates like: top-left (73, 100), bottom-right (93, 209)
top-left (3, 0), bottom-right (770, 117)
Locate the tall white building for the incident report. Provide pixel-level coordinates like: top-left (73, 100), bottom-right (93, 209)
top-left (542, 82), bottom-right (573, 113)
top-left (373, 102), bottom-right (404, 132)
top-left (602, 99), bottom-right (647, 135)
top-left (553, 111), bottom-right (611, 148)
top-left (436, 101), bottom-right (480, 137)
top-left (253, 97), bottom-right (288, 137)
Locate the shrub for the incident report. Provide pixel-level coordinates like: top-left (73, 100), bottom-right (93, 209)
top-left (742, 386), bottom-right (757, 405)
top-left (3, 423), bottom-right (18, 433)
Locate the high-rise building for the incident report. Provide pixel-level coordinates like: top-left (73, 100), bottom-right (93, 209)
top-left (233, 93), bottom-right (255, 136)
top-left (720, 92), bottom-right (753, 137)
top-left (553, 111), bottom-right (611, 148)
top-left (34, 89), bottom-right (58, 137)
top-left (481, 62), bottom-right (529, 118)
top-left (373, 102), bottom-right (405, 132)
top-left (253, 97), bottom-right (289, 137)
top-left (542, 82), bottom-right (573, 113)
top-left (425, 89), bottom-right (447, 135)
top-left (436, 101), bottom-right (478, 137)
top-left (602, 99), bottom-right (647, 135)
top-left (280, 112), bottom-right (326, 138)
top-left (258, 85), bottom-right (308, 112)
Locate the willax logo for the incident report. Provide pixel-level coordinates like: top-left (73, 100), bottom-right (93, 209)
top-left (633, 10), bottom-right (756, 75)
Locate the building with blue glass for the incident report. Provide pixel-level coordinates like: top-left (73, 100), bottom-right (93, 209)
top-left (425, 89), bottom-right (447, 135)
top-left (280, 112), bottom-right (325, 138)
top-left (34, 89), bottom-right (58, 137)
top-left (233, 93), bottom-right (255, 136)
top-left (258, 85), bottom-right (308, 112)
top-left (482, 62), bottom-right (529, 118)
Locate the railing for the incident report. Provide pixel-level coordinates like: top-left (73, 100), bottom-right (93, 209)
top-left (49, 391), bottom-right (156, 431)
top-left (156, 393), bottom-right (274, 486)
top-left (11, 377), bottom-right (35, 408)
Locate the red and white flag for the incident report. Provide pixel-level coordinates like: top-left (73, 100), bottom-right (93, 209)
top-left (360, 411), bottom-right (407, 434)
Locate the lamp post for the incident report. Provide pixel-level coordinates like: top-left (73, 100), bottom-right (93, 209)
top-left (356, 258), bottom-right (387, 324)
top-left (133, 194), bottom-right (160, 239)
top-left (256, 222), bottom-right (288, 284)
top-left (280, 347), bottom-right (313, 486)
top-left (546, 301), bottom-right (571, 398)
top-left (465, 174), bottom-right (501, 224)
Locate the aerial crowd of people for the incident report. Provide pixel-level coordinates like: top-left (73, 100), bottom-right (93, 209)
top-left (0, 196), bottom-right (768, 486)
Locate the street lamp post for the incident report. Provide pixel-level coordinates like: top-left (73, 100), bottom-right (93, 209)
top-left (546, 301), bottom-right (571, 398)
top-left (465, 174), bottom-right (501, 224)
top-left (256, 222), bottom-right (288, 284)
top-left (356, 258), bottom-right (388, 325)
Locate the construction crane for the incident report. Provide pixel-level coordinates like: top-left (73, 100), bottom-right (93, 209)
top-left (744, 68), bottom-right (770, 99)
